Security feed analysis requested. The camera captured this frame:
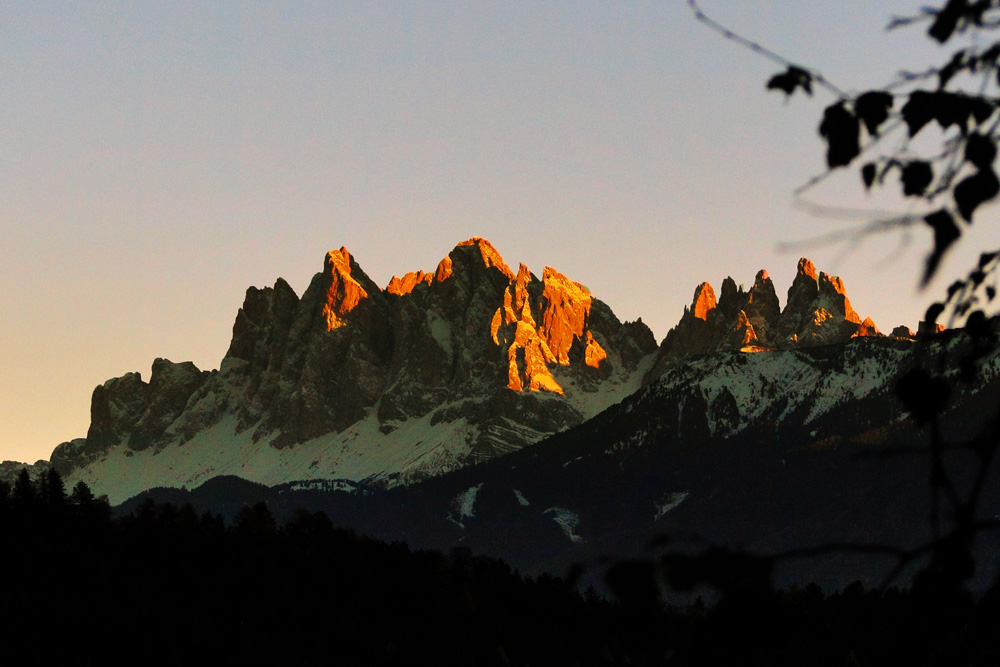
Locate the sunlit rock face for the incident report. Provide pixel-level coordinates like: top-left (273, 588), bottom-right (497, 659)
top-left (490, 263), bottom-right (614, 394)
top-left (691, 282), bottom-right (716, 321)
top-left (647, 258), bottom-right (884, 379)
top-left (855, 317), bottom-right (881, 338)
top-left (53, 238), bottom-right (657, 499)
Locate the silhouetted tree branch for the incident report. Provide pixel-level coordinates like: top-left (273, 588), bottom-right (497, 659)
top-left (664, 0), bottom-right (1000, 605)
top-left (691, 0), bottom-right (1000, 326)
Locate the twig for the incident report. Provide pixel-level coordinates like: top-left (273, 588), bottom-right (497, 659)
top-left (686, 0), bottom-right (846, 98)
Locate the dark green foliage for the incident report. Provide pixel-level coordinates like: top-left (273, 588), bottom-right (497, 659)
top-left (0, 486), bottom-right (669, 665)
top-left (232, 500), bottom-right (276, 537)
top-left (43, 467), bottom-right (65, 506)
top-left (660, 548), bottom-right (773, 602)
top-left (12, 468), bottom-right (34, 506)
top-left (5, 469), bottom-right (1000, 665)
top-left (69, 479), bottom-right (95, 506)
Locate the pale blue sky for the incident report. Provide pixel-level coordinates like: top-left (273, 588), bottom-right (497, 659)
top-left (1, 2), bottom-right (972, 462)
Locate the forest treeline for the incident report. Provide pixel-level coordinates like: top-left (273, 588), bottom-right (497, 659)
top-left (1, 467), bottom-right (998, 666)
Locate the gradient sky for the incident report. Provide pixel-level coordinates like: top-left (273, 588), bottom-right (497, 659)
top-left (1, 2), bottom-right (976, 464)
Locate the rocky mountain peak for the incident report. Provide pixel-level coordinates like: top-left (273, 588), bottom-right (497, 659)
top-left (818, 271), bottom-right (858, 316)
top-left (321, 247), bottom-right (379, 330)
top-left (744, 270), bottom-right (781, 341)
top-left (458, 237), bottom-right (514, 276)
top-left (784, 259), bottom-right (820, 317)
top-left (856, 317), bottom-right (881, 337)
top-left (386, 270), bottom-right (432, 296)
top-left (718, 277), bottom-right (740, 312)
top-left (797, 257), bottom-right (817, 280)
top-left (691, 282), bottom-right (717, 320)
top-left (648, 257), bottom-right (890, 377)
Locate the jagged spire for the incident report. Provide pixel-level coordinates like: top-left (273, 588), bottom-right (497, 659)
top-left (649, 257), bottom-right (889, 376)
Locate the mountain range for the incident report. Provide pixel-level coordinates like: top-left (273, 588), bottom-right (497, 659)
top-left (35, 237), bottom-right (1000, 591)
top-left (49, 238), bottom-right (898, 502)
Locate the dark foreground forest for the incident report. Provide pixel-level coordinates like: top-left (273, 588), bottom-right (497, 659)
top-left (2, 468), bottom-right (999, 666)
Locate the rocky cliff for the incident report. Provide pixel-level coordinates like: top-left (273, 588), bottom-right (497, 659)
top-left (52, 238), bottom-right (658, 501)
top-left (0, 459), bottom-right (50, 488)
top-left (50, 245), bottom-right (906, 504)
top-left (645, 258), bottom-right (887, 379)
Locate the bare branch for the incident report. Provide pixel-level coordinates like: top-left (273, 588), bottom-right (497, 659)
top-left (686, 0), bottom-right (846, 97)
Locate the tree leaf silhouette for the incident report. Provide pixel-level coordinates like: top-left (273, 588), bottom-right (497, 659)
top-left (929, 0), bottom-right (966, 43)
top-left (966, 309), bottom-right (991, 339)
top-left (983, 42), bottom-right (1000, 65)
top-left (896, 368), bottom-right (951, 424)
top-left (901, 91), bottom-right (937, 137)
top-left (936, 94), bottom-right (991, 132)
top-left (819, 102), bottom-right (860, 168)
top-left (861, 162), bottom-right (877, 190)
top-left (923, 210), bottom-right (962, 285)
top-left (964, 133), bottom-right (997, 169)
top-left (902, 91), bottom-right (995, 137)
top-left (968, 95), bottom-right (995, 124)
top-left (855, 91), bottom-right (894, 135)
top-left (954, 168), bottom-right (1000, 221)
top-left (938, 50), bottom-right (968, 89)
top-left (925, 302), bottom-right (946, 325)
top-left (766, 66), bottom-right (813, 97)
top-left (901, 161), bottom-right (934, 196)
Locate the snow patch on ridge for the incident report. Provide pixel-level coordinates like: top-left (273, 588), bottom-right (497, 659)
top-left (545, 507), bottom-right (583, 543)
top-left (629, 341), bottom-right (916, 450)
top-left (654, 491), bottom-right (689, 521)
top-left (554, 353), bottom-right (654, 421)
top-left (427, 311), bottom-right (453, 357)
top-left (66, 364), bottom-right (653, 505)
top-left (448, 483), bottom-right (483, 528)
